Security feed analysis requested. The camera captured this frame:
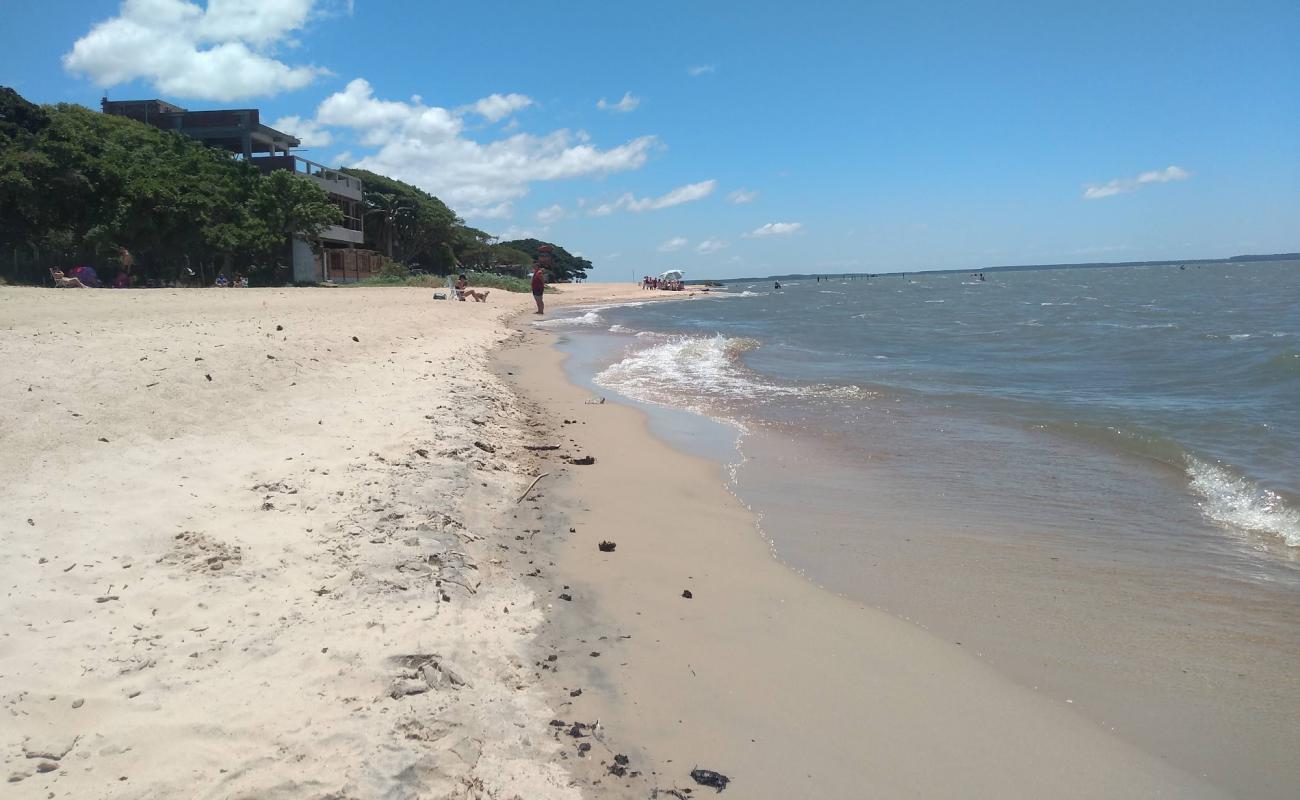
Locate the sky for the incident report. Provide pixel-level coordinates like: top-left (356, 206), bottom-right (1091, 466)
top-left (2, 0), bottom-right (1297, 279)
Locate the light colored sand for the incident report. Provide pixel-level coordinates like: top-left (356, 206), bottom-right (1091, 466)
top-left (0, 283), bottom-right (651, 798)
top-left (498, 325), bottom-right (1229, 799)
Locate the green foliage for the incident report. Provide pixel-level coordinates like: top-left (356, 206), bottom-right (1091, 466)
top-left (461, 270), bottom-right (543, 293)
top-left (351, 269), bottom-right (544, 293)
top-left (374, 260), bottom-right (411, 282)
top-left (340, 168), bottom-right (460, 270)
top-left (480, 245), bottom-right (533, 276)
top-left (246, 170), bottom-right (341, 257)
top-left (496, 238), bottom-right (592, 281)
top-left (0, 87), bottom-right (339, 284)
top-left (0, 87), bottom-right (595, 286)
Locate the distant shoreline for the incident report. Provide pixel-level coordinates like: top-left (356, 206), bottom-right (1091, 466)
top-left (724, 251), bottom-right (1300, 282)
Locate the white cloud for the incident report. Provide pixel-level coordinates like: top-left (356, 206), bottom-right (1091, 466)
top-left (589, 179), bottom-right (717, 216)
top-left (687, 64), bottom-right (716, 76)
top-left (63, 0), bottom-right (328, 102)
top-left (463, 202), bottom-right (513, 220)
top-left (746, 222), bottom-right (803, 237)
top-left (1083, 165), bottom-right (1191, 200)
top-left (269, 114), bottom-right (331, 147)
top-left (496, 225), bottom-right (540, 241)
top-left (728, 188), bottom-right (759, 204)
top-left (536, 204), bottom-right (566, 224)
top-left (312, 78), bottom-right (658, 209)
top-left (657, 237), bottom-right (688, 252)
top-left (747, 222), bottom-right (803, 238)
top-left (469, 92), bottom-right (533, 123)
top-left (696, 239), bottom-right (728, 254)
top-left (597, 91), bottom-right (640, 112)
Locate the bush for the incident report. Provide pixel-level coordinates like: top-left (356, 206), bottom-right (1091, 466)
top-left (462, 271), bottom-right (540, 293)
top-left (349, 269), bottom-right (551, 293)
top-left (375, 260), bottom-right (410, 282)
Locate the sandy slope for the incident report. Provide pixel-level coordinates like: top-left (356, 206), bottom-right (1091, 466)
top-left (0, 283), bottom-right (647, 799)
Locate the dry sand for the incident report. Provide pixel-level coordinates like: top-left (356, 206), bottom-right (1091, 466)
top-left (0, 282), bottom-right (1231, 799)
top-left (498, 322), bottom-right (1230, 799)
top-left (0, 282), bottom-right (655, 799)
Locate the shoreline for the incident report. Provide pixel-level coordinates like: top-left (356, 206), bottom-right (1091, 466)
top-left (537, 283), bottom-right (1300, 797)
top-left (496, 315), bottom-right (1226, 798)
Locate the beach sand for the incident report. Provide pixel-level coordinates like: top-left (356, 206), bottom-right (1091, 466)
top-left (497, 322), bottom-right (1230, 799)
top-left (0, 282), bottom-right (654, 798)
top-left (0, 282), bottom-right (1227, 798)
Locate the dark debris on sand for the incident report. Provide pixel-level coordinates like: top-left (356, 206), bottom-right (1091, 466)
top-left (690, 768), bottom-right (731, 792)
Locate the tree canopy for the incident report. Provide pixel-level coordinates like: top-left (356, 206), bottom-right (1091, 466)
top-left (0, 87), bottom-right (339, 285)
top-left (339, 167), bottom-right (461, 273)
top-left (497, 238), bottom-right (592, 281)
top-left (0, 86), bottom-right (596, 285)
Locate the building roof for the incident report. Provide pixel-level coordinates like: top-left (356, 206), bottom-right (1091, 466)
top-left (101, 98), bottom-right (300, 155)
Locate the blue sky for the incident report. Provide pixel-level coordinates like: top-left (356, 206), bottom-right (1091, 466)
top-left (2, 0), bottom-right (1297, 279)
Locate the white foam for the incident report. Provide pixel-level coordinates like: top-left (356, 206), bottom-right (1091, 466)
top-left (608, 324), bottom-right (636, 334)
top-left (1186, 456), bottom-right (1300, 547)
top-left (708, 290), bottom-right (768, 299)
top-left (532, 310), bottom-right (604, 328)
top-left (594, 334), bottom-right (803, 409)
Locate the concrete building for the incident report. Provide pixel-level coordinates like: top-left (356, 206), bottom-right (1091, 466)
top-left (102, 98), bottom-right (376, 283)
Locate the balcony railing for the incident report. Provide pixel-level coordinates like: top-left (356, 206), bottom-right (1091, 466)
top-left (253, 155), bottom-right (364, 195)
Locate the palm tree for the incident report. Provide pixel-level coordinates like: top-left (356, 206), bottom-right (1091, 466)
top-left (363, 193), bottom-right (412, 259)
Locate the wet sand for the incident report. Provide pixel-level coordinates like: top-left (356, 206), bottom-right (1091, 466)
top-left (496, 322), bottom-right (1227, 799)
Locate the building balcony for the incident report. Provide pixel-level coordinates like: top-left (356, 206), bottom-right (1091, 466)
top-left (252, 155), bottom-right (364, 201)
top-left (321, 224), bottom-right (365, 245)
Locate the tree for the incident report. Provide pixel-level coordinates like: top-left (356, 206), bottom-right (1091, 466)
top-left (246, 170), bottom-right (342, 259)
top-left (341, 168), bottom-right (459, 270)
top-left (0, 88), bottom-right (340, 285)
top-left (487, 245), bottom-right (535, 276)
top-left (362, 192), bottom-right (411, 259)
top-left (0, 88), bottom-right (54, 268)
top-left (496, 238), bottom-right (593, 281)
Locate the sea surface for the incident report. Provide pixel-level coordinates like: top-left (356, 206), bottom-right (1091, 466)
top-left (539, 260), bottom-right (1300, 797)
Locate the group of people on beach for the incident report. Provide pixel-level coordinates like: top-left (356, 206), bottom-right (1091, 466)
top-left (50, 265), bottom-right (131, 289)
top-left (215, 273), bottom-right (250, 288)
top-left (642, 276), bottom-right (685, 291)
top-left (48, 247), bottom-right (134, 289)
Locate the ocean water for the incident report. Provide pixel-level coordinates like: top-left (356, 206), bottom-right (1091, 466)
top-left (541, 260), bottom-right (1300, 796)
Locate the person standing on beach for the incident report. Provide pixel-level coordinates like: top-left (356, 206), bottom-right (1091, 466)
top-left (531, 264), bottom-right (546, 314)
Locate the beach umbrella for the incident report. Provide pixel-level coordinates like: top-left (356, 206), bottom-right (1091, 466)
top-left (659, 269), bottom-right (684, 281)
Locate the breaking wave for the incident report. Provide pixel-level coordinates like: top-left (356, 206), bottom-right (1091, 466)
top-left (594, 334), bottom-right (805, 410)
top-left (532, 310), bottom-right (604, 328)
top-left (1186, 456), bottom-right (1300, 547)
top-left (708, 290), bottom-right (768, 299)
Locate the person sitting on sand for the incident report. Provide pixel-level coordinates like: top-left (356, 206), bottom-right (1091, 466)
top-left (50, 269), bottom-right (89, 288)
top-left (455, 274), bottom-right (489, 302)
top-left (215, 274), bottom-right (229, 287)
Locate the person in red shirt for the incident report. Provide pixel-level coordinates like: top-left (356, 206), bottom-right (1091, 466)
top-left (531, 264), bottom-right (546, 314)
